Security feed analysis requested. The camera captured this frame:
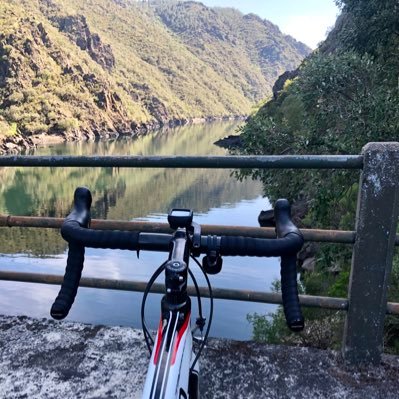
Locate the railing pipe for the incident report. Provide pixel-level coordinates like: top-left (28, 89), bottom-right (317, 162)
top-left (4, 215), bottom-right (399, 246)
top-left (0, 215), bottom-right (356, 244)
top-left (0, 155), bottom-right (364, 169)
top-left (1, 270), bottom-right (399, 315)
top-left (0, 270), bottom-right (347, 311)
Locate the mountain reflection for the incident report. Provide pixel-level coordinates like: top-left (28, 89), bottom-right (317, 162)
top-left (0, 122), bottom-right (262, 256)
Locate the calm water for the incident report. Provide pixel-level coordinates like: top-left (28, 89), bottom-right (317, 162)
top-left (0, 122), bottom-right (279, 340)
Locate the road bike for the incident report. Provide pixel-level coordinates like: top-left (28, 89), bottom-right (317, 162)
top-left (50, 187), bottom-right (305, 398)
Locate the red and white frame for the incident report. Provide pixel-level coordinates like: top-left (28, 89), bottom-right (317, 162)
top-left (142, 310), bottom-right (198, 399)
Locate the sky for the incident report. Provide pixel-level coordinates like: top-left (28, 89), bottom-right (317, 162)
top-left (199, 0), bottom-right (341, 49)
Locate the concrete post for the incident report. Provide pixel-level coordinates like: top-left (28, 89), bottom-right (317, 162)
top-left (343, 142), bottom-right (399, 365)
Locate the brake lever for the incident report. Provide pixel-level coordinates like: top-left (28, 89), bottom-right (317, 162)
top-left (258, 208), bottom-right (275, 227)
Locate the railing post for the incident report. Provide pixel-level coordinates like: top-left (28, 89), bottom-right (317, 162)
top-left (343, 142), bottom-right (399, 364)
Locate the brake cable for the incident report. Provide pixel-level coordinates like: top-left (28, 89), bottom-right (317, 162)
top-left (141, 261), bottom-right (167, 354)
top-left (188, 267), bottom-right (205, 332)
top-left (190, 254), bottom-right (213, 373)
top-left (141, 261), bottom-right (204, 355)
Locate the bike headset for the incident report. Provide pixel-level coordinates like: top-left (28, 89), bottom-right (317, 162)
top-left (50, 187), bottom-right (305, 360)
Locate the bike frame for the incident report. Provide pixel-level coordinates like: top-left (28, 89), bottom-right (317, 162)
top-left (51, 188), bottom-right (304, 399)
top-left (142, 228), bottom-right (199, 399)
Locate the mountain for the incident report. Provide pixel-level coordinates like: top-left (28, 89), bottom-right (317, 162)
top-left (154, 2), bottom-right (309, 102)
top-left (0, 0), bottom-right (310, 151)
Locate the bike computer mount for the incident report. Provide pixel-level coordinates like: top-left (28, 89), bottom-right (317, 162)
top-left (168, 209), bottom-right (202, 251)
top-left (168, 209), bottom-right (193, 229)
top-left (167, 209), bottom-right (222, 273)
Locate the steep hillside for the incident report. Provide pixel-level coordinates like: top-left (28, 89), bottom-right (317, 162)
top-left (154, 2), bottom-right (310, 101)
top-left (239, 0), bottom-right (398, 206)
top-left (0, 0), bottom-right (147, 143)
top-left (0, 0), bottom-right (309, 150)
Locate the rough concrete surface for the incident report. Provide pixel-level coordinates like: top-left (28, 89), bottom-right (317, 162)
top-left (1, 315), bottom-right (399, 398)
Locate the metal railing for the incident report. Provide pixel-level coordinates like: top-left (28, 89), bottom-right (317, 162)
top-left (0, 154), bottom-right (363, 169)
top-left (0, 142), bottom-right (398, 366)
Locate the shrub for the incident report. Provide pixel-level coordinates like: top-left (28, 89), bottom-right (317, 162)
top-left (8, 122), bottom-right (18, 136)
top-left (23, 121), bottom-right (49, 134)
top-left (56, 117), bottom-right (80, 131)
top-left (7, 92), bottom-right (24, 104)
top-left (4, 105), bottom-right (24, 122)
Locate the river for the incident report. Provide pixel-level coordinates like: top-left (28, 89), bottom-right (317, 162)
top-left (0, 121), bottom-right (279, 340)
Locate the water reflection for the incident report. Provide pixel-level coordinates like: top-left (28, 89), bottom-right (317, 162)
top-left (0, 122), bottom-right (261, 255)
top-left (0, 122), bottom-right (278, 340)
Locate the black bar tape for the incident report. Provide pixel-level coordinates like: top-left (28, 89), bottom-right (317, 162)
top-left (281, 254), bottom-right (304, 331)
top-left (51, 187), bottom-right (91, 320)
top-left (50, 242), bottom-right (85, 320)
top-left (61, 220), bottom-right (140, 250)
top-left (219, 233), bottom-right (303, 257)
top-left (274, 199), bottom-right (304, 332)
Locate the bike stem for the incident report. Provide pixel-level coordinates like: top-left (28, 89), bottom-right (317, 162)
top-left (162, 228), bottom-right (191, 314)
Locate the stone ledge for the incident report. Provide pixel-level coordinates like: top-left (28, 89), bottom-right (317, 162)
top-left (1, 315), bottom-right (398, 398)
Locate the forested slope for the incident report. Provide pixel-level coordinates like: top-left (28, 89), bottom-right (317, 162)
top-left (0, 0), bottom-right (309, 150)
top-left (238, 0), bottom-right (399, 351)
top-left (155, 1), bottom-right (309, 102)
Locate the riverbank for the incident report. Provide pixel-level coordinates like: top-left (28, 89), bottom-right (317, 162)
top-left (1, 315), bottom-right (398, 398)
top-left (0, 116), bottom-right (246, 155)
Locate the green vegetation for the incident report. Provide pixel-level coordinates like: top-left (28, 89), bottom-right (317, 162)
top-left (0, 116), bottom-right (17, 136)
top-left (238, 0), bottom-right (399, 351)
top-left (0, 0), bottom-right (309, 145)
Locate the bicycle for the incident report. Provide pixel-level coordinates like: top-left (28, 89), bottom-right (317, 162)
top-left (50, 187), bottom-right (305, 399)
